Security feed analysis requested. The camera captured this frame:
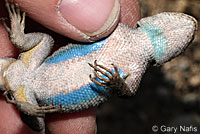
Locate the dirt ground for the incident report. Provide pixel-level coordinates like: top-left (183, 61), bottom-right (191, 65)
top-left (97, 0), bottom-right (200, 134)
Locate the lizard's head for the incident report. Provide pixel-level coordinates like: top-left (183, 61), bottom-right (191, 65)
top-left (0, 58), bottom-right (16, 91)
top-left (137, 12), bottom-right (198, 65)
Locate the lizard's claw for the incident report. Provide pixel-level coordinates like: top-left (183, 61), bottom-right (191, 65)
top-left (89, 60), bottom-right (131, 96)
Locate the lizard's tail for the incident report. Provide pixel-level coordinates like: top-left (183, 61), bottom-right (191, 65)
top-left (138, 12), bottom-right (198, 66)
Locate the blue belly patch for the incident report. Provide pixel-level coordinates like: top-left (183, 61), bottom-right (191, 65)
top-left (45, 38), bottom-right (108, 64)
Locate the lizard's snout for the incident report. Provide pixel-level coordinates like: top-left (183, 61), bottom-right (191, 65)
top-left (137, 12), bottom-right (198, 65)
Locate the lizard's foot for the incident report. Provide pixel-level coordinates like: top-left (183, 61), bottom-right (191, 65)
top-left (1, 0), bottom-right (25, 41)
top-left (3, 90), bottom-right (62, 117)
top-left (89, 60), bottom-right (132, 96)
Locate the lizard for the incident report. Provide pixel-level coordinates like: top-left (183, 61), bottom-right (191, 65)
top-left (0, 0), bottom-right (198, 132)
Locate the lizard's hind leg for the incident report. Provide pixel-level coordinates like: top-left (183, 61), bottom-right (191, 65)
top-left (89, 60), bottom-right (132, 96)
top-left (1, 0), bottom-right (54, 53)
top-left (1, 0), bottom-right (54, 69)
top-left (1, 0), bottom-right (26, 49)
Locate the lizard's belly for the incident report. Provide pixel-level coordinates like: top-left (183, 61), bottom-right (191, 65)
top-left (32, 54), bottom-right (132, 112)
top-left (32, 57), bottom-right (113, 111)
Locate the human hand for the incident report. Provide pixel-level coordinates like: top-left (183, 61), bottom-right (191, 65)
top-left (0, 0), bottom-right (140, 133)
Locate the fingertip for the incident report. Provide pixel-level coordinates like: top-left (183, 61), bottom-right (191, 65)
top-left (59, 0), bottom-right (119, 40)
top-left (14, 0), bottom-right (120, 42)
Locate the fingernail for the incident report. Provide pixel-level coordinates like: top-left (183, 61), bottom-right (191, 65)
top-left (58, 0), bottom-right (120, 39)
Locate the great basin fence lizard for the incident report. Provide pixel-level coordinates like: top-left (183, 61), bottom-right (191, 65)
top-left (0, 0), bottom-right (198, 132)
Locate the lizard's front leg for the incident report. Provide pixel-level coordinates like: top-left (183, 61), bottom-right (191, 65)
top-left (89, 60), bottom-right (132, 96)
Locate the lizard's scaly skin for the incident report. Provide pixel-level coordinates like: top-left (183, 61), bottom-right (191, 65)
top-left (0, 0), bottom-right (197, 131)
